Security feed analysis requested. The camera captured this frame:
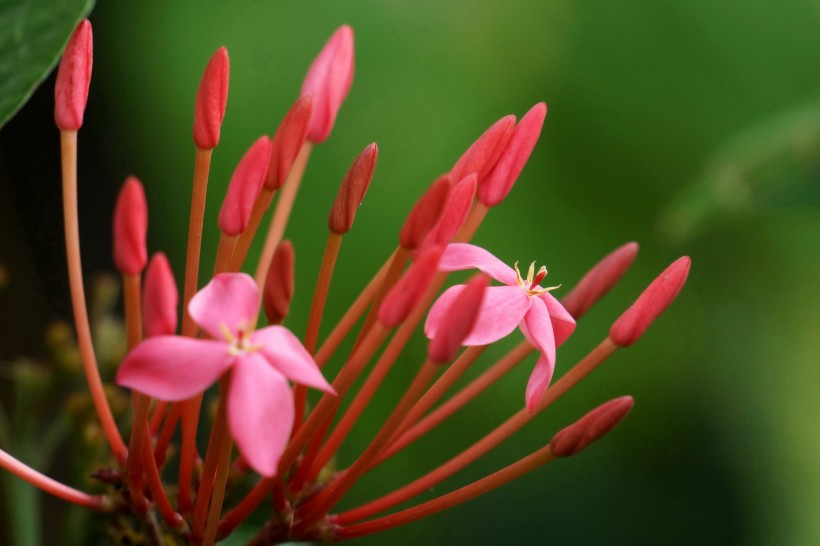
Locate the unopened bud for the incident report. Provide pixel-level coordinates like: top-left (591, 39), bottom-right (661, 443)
top-left (218, 136), bottom-right (273, 236)
top-left (422, 174), bottom-right (477, 248)
top-left (450, 115), bottom-right (515, 183)
top-left (428, 275), bottom-right (488, 364)
top-left (550, 396), bottom-right (634, 457)
top-left (54, 19), bottom-right (93, 131)
top-left (113, 177), bottom-right (148, 275)
top-left (399, 175), bottom-right (451, 251)
top-left (193, 47), bottom-right (230, 150)
top-left (478, 102), bottom-right (547, 207)
top-left (301, 25), bottom-right (354, 143)
top-left (378, 245), bottom-right (444, 328)
top-left (143, 253), bottom-right (178, 337)
top-left (263, 241), bottom-right (295, 325)
top-left (609, 256), bottom-right (690, 347)
top-left (266, 96), bottom-right (313, 190)
top-left (328, 143), bottom-right (378, 234)
top-left (562, 242), bottom-right (639, 319)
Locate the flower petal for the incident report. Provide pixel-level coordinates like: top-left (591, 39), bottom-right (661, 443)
top-left (252, 326), bottom-right (335, 393)
top-left (540, 292), bottom-right (576, 347)
top-left (228, 354), bottom-right (294, 477)
top-left (189, 273), bottom-right (260, 338)
top-left (525, 353), bottom-right (554, 412)
top-left (425, 285), bottom-right (530, 346)
top-left (521, 296), bottom-right (556, 359)
top-left (439, 243), bottom-right (517, 286)
top-left (116, 337), bottom-right (232, 401)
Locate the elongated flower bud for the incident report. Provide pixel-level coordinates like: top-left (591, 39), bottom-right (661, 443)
top-left (562, 242), bottom-right (640, 319)
top-left (550, 396), bottom-right (634, 457)
top-left (422, 174), bottom-right (477, 248)
top-left (450, 115), bottom-right (515, 184)
top-left (143, 253), bottom-right (178, 338)
top-left (54, 19), bottom-right (93, 131)
top-left (399, 175), bottom-right (451, 251)
top-left (301, 25), bottom-right (354, 143)
top-left (113, 177), bottom-right (148, 275)
top-left (266, 96), bottom-right (313, 190)
top-left (428, 275), bottom-right (488, 364)
top-left (193, 47), bottom-right (230, 150)
top-left (378, 246), bottom-right (444, 328)
top-left (609, 256), bottom-right (690, 347)
top-left (478, 102), bottom-right (547, 207)
top-left (218, 136), bottom-right (273, 236)
top-left (328, 143), bottom-right (378, 234)
top-left (263, 241), bottom-right (295, 325)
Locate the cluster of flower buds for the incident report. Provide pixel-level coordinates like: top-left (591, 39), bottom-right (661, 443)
top-left (0, 17), bottom-right (690, 546)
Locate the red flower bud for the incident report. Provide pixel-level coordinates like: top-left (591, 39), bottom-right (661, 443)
top-left (450, 115), bottom-right (515, 184)
top-left (399, 175), bottom-right (451, 251)
top-left (301, 25), bottom-right (354, 143)
top-left (550, 396), bottom-right (634, 457)
top-left (609, 256), bottom-right (691, 347)
top-left (428, 275), bottom-right (488, 364)
top-left (54, 19), bottom-right (93, 131)
top-left (562, 242), bottom-right (640, 319)
top-left (422, 174), bottom-right (477, 248)
top-left (113, 177), bottom-right (148, 275)
top-left (378, 246), bottom-right (444, 328)
top-left (218, 136), bottom-right (273, 236)
top-left (143, 253), bottom-right (178, 338)
top-left (263, 241), bottom-right (295, 325)
top-left (265, 96), bottom-right (313, 190)
top-left (478, 102), bottom-right (547, 207)
top-left (193, 47), bottom-right (230, 150)
top-left (328, 143), bottom-right (378, 234)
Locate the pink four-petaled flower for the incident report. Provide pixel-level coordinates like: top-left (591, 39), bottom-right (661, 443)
top-left (424, 243), bottom-right (576, 411)
top-left (116, 273), bottom-right (334, 476)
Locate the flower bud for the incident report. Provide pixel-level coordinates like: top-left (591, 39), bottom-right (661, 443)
top-left (265, 96), bottom-right (313, 190)
top-left (143, 253), bottom-right (178, 338)
top-left (263, 241), bottom-right (295, 325)
top-left (193, 47), bottom-right (230, 150)
top-left (113, 177), bottom-right (148, 275)
top-left (450, 115), bottom-right (515, 184)
top-left (54, 19), bottom-right (93, 131)
top-left (609, 256), bottom-right (690, 347)
top-left (428, 275), bottom-right (488, 364)
top-left (561, 242), bottom-right (639, 319)
top-left (378, 245), bottom-right (444, 328)
top-left (328, 143), bottom-right (378, 234)
top-left (422, 174), bottom-right (477, 248)
top-left (218, 136), bottom-right (273, 236)
top-left (399, 175), bottom-right (451, 251)
top-left (301, 25), bottom-right (354, 143)
top-left (478, 102), bottom-right (547, 207)
top-left (550, 396), bottom-right (634, 457)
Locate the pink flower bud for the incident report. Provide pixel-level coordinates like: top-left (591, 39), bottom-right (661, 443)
top-left (218, 136), bottom-right (273, 236)
top-left (301, 25), bottom-right (354, 143)
top-left (478, 102), bottom-right (547, 207)
top-left (193, 47), bottom-right (230, 150)
top-left (143, 253), bottom-right (178, 338)
top-left (422, 174), bottom-right (477, 248)
top-left (265, 96), bottom-right (313, 190)
top-left (428, 275), bottom-right (488, 364)
top-left (378, 245), bottom-right (444, 328)
top-left (328, 143), bottom-right (378, 234)
top-left (263, 241), bottom-right (295, 325)
top-left (450, 115), bottom-right (515, 184)
top-left (609, 256), bottom-right (691, 347)
top-left (399, 175), bottom-right (451, 251)
top-left (54, 19), bottom-right (93, 131)
top-left (113, 177), bottom-right (148, 275)
top-left (550, 396), bottom-right (634, 457)
top-left (562, 242), bottom-right (640, 319)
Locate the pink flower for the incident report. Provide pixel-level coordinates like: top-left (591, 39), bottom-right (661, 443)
top-left (116, 273), bottom-right (334, 476)
top-left (424, 243), bottom-right (576, 411)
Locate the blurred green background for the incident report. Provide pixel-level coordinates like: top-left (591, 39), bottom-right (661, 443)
top-left (2, 0), bottom-right (820, 544)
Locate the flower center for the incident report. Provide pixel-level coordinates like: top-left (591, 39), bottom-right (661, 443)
top-left (219, 322), bottom-right (263, 356)
top-left (513, 261), bottom-right (561, 297)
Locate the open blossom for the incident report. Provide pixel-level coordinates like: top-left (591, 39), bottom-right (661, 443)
top-left (425, 243), bottom-right (576, 410)
top-left (117, 273), bottom-right (334, 476)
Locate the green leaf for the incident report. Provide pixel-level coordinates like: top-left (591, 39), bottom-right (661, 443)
top-left (0, 0), bottom-right (95, 129)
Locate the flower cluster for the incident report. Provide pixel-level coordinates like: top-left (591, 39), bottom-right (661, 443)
top-left (0, 18), bottom-right (690, 546)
